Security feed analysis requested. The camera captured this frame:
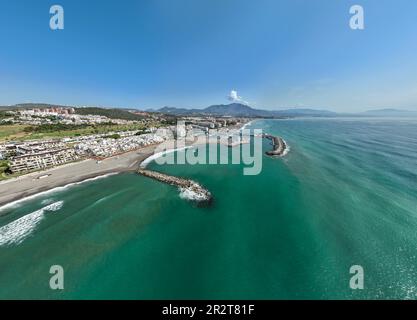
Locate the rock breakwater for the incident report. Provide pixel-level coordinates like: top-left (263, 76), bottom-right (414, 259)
top-left (137, 168), bottom-right (212, 204)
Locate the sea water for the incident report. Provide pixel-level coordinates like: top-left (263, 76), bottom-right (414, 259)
top-left (0, 118), bottom-right (416, 299)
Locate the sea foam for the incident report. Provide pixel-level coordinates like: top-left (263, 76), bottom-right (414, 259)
top-left (140, 146), bottom-right (193, 168)
top-left (281, 138), bottom-right (291, 157)
top-left (178, 184), bottom-right (210, 202)
top-left (0, 201), bottom-right (64, 247)
top-left (240, 121), bottom-right (253, 131)
top-left (0, 173), bottom-right (116, 213)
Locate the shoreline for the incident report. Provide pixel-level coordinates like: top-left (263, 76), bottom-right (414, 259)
top-left (0, 172), bottom-right (119, 212)
top-left (0, 120), bottom-right (265, 209)
top-left (0, 144), bottom-right (159, 209)
top-left (0, 137), bottom-right (200, 210)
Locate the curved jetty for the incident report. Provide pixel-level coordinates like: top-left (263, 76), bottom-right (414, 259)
top-left (137, 168), bottom-right (212, 204)
top-left (263, 134), bottom-right (287, 157)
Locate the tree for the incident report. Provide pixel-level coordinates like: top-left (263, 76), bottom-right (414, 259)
top-left (0, 160), bottom-right (11, 174)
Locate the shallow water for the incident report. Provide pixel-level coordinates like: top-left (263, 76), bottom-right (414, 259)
top-left (0, 118), bottom-right (416, 299)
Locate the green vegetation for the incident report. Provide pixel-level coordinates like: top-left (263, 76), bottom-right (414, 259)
top-left (0, 122), bottom-right (159, 142)
top-left (0, 160), bottom-right (11, 181)
top-left (135, 129), bottom-right (147, 135)
top-left (0, 160), bottom-right (10, 173)
top-left (24, 123), bottom-right (91, 133)
top-left (0, 124), bottom-right (30, 141)
top-left (160, 115), bottom-right (178, 125)
top-left (104, 133), bottom-right (121, 139)
top-left (75, 107), bottom-right (146, 121)
top-left (0, 111), bottom-right (13, 119)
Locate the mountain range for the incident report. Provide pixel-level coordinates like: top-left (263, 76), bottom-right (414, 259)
top-left (150, 103), bottom-right (417, 118)
top-left (2, 103), bottom-right (417, 118)
top-left (151, 103), bottom-right (338, 118)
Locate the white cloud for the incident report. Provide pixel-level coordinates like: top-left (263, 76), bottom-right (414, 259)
top-left (227, 90), bottom-right (248, 105)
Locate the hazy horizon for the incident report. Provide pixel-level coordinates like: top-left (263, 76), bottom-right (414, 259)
top-left (2, 100), bottom-right (417, 114)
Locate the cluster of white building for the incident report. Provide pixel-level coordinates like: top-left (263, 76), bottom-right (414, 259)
top-left (14, 112), bottom-right (130, 126)
top-left (7, 107), bottom-right (146, 126)
top-left (1, 128), bottom-right (176, 173)
top-left (0, 115), bottom-right (242, 174)
top-left (10, 149), bottom-right (79, 173)
top-left (19, 107), bottom-right (75, 116)
top-left (1, 140), bottom-right (80, 173)
top-left (75, 133), bottom-right (169, 158)
top-left (60, 114), bottom-right (115, 125)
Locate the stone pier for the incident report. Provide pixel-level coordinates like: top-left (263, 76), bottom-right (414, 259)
top-left (137, 168), bottom-right (212, 203)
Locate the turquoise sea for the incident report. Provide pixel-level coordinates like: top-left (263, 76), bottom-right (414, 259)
top-left (0, 118), bottom-right (416, 299)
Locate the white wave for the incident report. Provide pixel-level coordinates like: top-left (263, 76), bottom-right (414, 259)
top-left (0, 201), bottom-right (64, 247)
top-left (240, 121), bottom-right (253, 131)
top-left (241, 119), bottom-right (262, 131)
top-left (41, 198), bottom-right (54, 205)
top-left (0, 173), bottom-right (116, 213)
top-left (178, 185), bottom-right (210, 202)
top-left (140, 146), bottom-right (193, 168)
top-left (44, 201), bottom-right (64, 213)
top-left (280, 139), bottom-right (291, 157)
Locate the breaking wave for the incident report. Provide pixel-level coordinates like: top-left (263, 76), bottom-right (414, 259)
top-left (178, 185), bottom-right (210, 202)
top-left (240, 121), bottom-right (254, 131)
top-left (0, 201), bottom-right (64, 247)
top-left (0, 173), bottom-right (116, 213)
top-left (41, 198), bottom-right (54, 205)
top-left (140, 146), bottom-right (193, 168)
top-left (281, 139), bottom-right (290, 157)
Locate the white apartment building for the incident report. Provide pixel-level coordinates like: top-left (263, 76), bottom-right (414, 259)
top-left (10, 148), bottom-right (79, 173)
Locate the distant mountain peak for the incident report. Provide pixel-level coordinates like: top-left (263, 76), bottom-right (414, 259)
top-left (152, 103), bottom-right (336, 118)
top-left (363, 108), bottom-right (417, 117)
top-left (365, 108), bottom-right (409, 113)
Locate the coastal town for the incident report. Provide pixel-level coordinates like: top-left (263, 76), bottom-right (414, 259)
top-left (0, 105), bottom-right (248, 178)
top-left (0, 103), bottom-right (290, 206)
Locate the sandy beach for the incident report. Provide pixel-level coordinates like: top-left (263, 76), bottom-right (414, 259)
top-left (0, 123), bottom-right (251, 209)
top-left (0, 144), bottom-right (159, 208)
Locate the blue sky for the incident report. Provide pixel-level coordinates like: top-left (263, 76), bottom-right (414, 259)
top-left (0, 0), bottom-right (417, 111)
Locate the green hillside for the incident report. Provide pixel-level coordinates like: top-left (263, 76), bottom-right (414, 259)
top-left (75, 107), bottom-right (146, 121)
